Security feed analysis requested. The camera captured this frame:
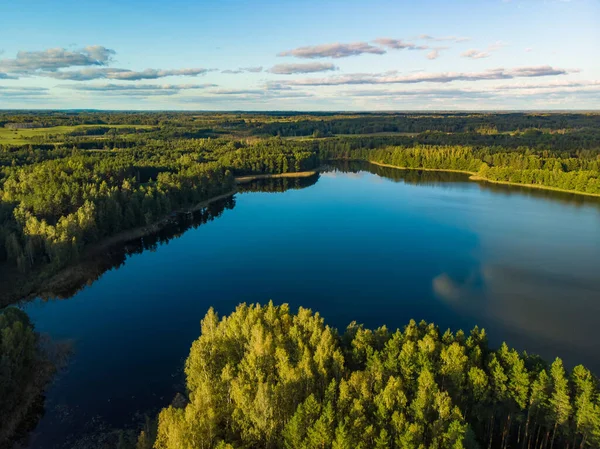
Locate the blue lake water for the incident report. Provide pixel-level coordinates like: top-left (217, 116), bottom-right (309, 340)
top-left (22, 164), bottom-right (600, 448)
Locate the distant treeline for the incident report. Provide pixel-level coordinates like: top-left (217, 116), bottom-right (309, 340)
top-left (250, 113), bottom-right (600, 137)
top-left (324, 145), bottom-right (600, 195)
top-left (3, 111), bottom-right (598, 132)
top-left (133, 303), bottom-right (600, 449)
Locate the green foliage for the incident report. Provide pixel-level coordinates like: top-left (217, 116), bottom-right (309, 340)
top-left (0, 308), bottom-right (36, 408)
top-left (0, 307), bottom-right (37, 428)
top-left (351, 145), bottom-right (600, 194)
top-left (152, 304), bottom-right (600, 449)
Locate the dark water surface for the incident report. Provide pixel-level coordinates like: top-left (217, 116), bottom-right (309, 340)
top-left (22, 163), bottom-right (600, 448)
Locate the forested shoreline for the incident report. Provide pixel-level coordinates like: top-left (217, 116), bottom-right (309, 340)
top-left (131, 303), bottom-right (600, 449)
top-left (1, 111), bottom-right (599, 307)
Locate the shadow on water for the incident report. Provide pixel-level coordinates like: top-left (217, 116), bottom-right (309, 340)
top-left (328, 159), bottom-right (600, 208)
top-left (34, 197), bottom-right (237, 301)
top-left (238, 172), bottom-right (321, 193)
top-left (326, 160), bottom-right (473, 184)
top-left (27, 173), bottom-right (322, 303)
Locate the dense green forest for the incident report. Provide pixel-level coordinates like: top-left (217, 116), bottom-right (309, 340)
top-left (135, 303), bottom-right (600, 449)
top-left (0, 307), bottom-right (61, 447)
top-left (0, 111), bottom-right (599, 306)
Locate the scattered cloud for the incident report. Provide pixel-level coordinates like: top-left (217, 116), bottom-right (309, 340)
top-left (374, 38), bottom-right (453, 59)
top-left (207, 88), bottom-right (268, 95)
top-left (0, 86), bottom-right (49, 93)
top-left (418, 35), bottom-right (470, 43)
top-left (44, 67), bottom-right (214, 81)
top-left (427, 50), bottom-right (440, 60)
top-left (372, 38), bottom-right (428, 51)
top-left (426, 47), bottom-right (450, 60)
top-left (492, 80), bottom-right (600, 93)
top-left (335, 80), bottom-right (600, 103)
top-left (341, 87), bottom-right (495, 100)
top-left (275, 65), bottom-right (575, 87)
top-left (179, 88), bottom-right (315, 104)
top-left (221, 66), bottom-right (263, 74)
top-left (0, 46), bottom-right (213, 81)
top-left (0, 46), bottom-right (114, 74)
top-left (268, 62), bottom-right (337, 75)
top-left (323, 82), bottom-right (600, 108)
top-left (461, 49), bottom-right (491, 59)
top-left (462, 41), bottom-right (506, 59)
top-left (242, 66), bottom-right (263, 73)
top-left (0, 86), bottom-right (51, 100)
top-left (62, 83), bottom-right (218, 96)
top-left (278, 42), bottom-right (386, 59)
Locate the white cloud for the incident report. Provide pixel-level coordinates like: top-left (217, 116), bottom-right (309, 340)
top-left (278, 42), bottom-right (386, 58)
top-left (62, 83), bottom-right (218, 96)
top-left (221, 66), bottom-right (263, 74)
top-left (462, 41), bottom-right (506, 59)
top-left (372, 38), bottom-right (428, 51)
top-left (418, 35), bottom-right (470, 43)
top-left (46, 67), bottom-right (213, 81)
top-left (0, 46), bottom-right (114, 73)
top-left (275, 66), bottom-right (575, 87)
top-left (268, 62), bottom-right (337, 74)
top-left (461, 49), bottom-right (491, 59)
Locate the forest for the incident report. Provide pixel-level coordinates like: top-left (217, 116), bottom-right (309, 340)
top-left (0, 111), bottom-right (599, 448)
top-left (0, 111), bottom-right (599, 306)
top-left (130, 302), bottom-right (600, 449)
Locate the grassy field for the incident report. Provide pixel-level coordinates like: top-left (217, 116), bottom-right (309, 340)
top-left (0, 124), bottom-right (154, 145)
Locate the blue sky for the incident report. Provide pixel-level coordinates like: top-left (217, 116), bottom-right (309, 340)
top-left (0, 0), bottom-right (598, 110)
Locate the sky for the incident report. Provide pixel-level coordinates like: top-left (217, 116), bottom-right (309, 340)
top-left (0, 0), bottom-right (599, 110)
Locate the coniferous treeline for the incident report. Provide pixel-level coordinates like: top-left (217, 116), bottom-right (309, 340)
top-left (0, 139), bottom-right (320, 278)
top-left (3, 111), bottom-right (598, 133)
top-left (146, 303), bottom-right (600, 449)
top-left (249, 113), bottom-right (600, 139)
top-left (0, 155), bottom-right (235, 272)
top-left (324, 146), bottom-right (600, 195)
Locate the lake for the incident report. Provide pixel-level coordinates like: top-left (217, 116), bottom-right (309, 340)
top-left (22, 162), bottom-right (600, 448)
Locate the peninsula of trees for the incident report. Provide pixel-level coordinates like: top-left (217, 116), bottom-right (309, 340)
top-left (141, 303), bottom-right (600, 449)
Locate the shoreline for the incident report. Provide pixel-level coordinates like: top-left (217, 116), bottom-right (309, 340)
top-left (2, 171), bottom-right (320, 306)
top-left (368, 160), bottom-right (600, 198)
top-left (87, 189), bottom-right (238, 255)
top-left (81, 171), bottom-right (319, 257)
top-left (235, 170), bottom-right (318, 184)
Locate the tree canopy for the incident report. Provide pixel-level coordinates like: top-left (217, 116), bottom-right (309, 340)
top-left (150, 303), bottom-right (600, 449)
